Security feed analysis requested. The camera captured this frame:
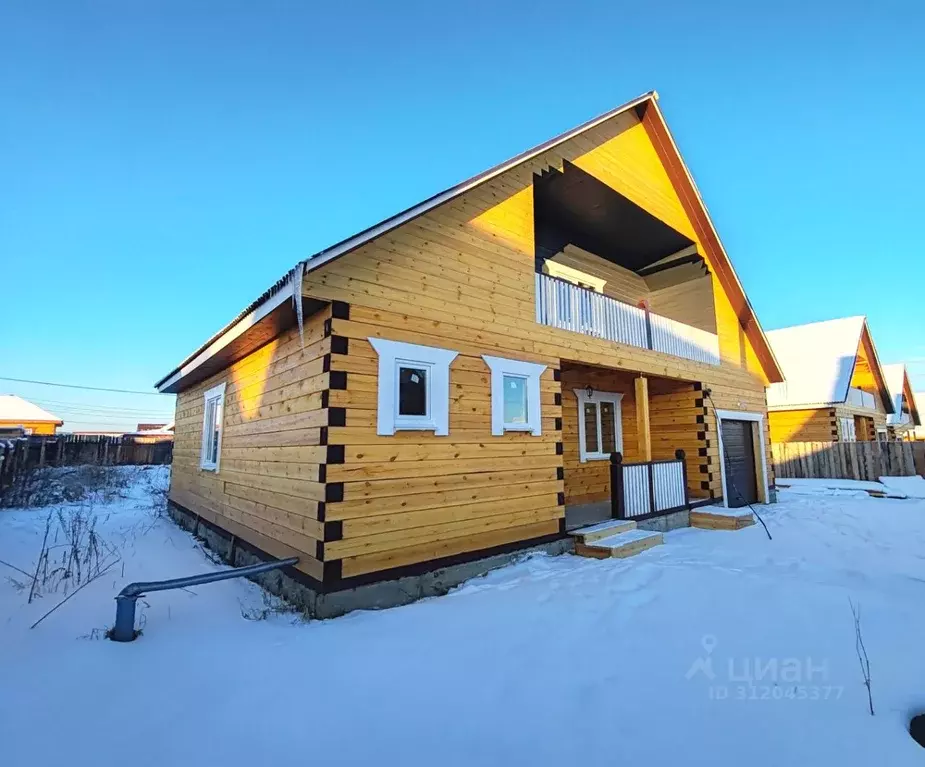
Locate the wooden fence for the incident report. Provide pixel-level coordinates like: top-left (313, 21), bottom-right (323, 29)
top-left (771, 441), bottom-right (925, 482)
top-left (0, 434), bottom-right (173, 497)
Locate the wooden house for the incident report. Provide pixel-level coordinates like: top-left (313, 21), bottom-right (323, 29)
top-left (156, 91), bottom-right (784, 608)
top-left (912, 394), bottom-right (925, 442)
top-left (883, 365), bottom-right (921, 440)
top-left (0, 395), bottom-right (62, 436)
top-left (766, 317), bottom-right (894, 443)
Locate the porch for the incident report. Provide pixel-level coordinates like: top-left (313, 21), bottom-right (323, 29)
top-left (559, 362), bottom-right (713, 531)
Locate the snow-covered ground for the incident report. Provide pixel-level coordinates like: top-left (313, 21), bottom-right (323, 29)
top-left (3, 466), bottom-right (925, 766)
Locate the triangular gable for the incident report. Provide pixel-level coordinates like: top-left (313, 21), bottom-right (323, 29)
top-left (634, 100), bottom-right (782, 383)
top-left (156, 92), bottom-right (784, 391)
top-left (884, 364), bottom-right (922, 426)
top-left (766, 317), bottom-right (893, 412)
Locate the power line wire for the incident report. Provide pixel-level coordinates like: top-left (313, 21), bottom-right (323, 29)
top-left (0, 376), bottom-right (170, 396)
top-left (32, 400), bottom-right (173, 417)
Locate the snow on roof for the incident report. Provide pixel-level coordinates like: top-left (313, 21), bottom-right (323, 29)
top-left (883, 364), bottom-right (908, 426)
top-left (765, 317), bottom-right (866, 409)
top-left (0, 395), bottom-right (62, 424)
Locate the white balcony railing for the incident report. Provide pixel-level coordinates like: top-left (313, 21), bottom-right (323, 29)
top-left (846, 387), bottom-right (876, 409)
top-left (534, 272), bottom-right (721, 366)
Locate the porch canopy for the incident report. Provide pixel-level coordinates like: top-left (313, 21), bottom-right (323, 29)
top-left (534, 160), bottom-right (697, 275)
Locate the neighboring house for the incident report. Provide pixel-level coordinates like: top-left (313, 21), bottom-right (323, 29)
top-left (765, 317), bottom-right (894, 443)
top-left (912, 395), bottom-right (925, 441)
top-left (0, 395), bottom-right (63, 435)
top-left (124, 422), bottom-right (175, 444)
top-left (156, 91), bottom-right (784, 604)
top-left (883, 364), bottom-right (921, 440)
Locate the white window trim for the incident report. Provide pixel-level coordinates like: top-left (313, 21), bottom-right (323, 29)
top-left (369, 338), bottom-right (458, 436)
top-left (199, 381), bottom-right (226, 472)
top-left (574, 389), bottom-right (624, 462)
top-left (482, 355), bottom-right (547, 436)
top-left (542, 260), bottom-right (606, 293)
top-left (714, 409), bottom-right (769, 508)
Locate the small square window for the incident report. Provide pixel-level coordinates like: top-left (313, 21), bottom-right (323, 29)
top-left (369, 338), bottom-right (458, 436)
top-left (503, 374), bottom-right (528, 426)
top-left (482, 355), bottom-right (547, 436)
top-left (398, 365), bottom-right (428, 418)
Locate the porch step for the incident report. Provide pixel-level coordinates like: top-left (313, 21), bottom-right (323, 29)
top-left (690, 507), bottom-right (756, 531)
top-left (574, 529), bottom-right (664, 559)
top-left (568, 519), bottom-right (637, 544)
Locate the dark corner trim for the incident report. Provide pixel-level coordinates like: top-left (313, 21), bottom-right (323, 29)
top-left (323, 520), bottom-right (343, 542)
top-left (326, 444), bottom-right (345, 464)
top-left (325, 482), bottom-right (344, 502)
top-left (331, 301), bottom-right (350, 320)
top-left (328, 407), bottom-right (347, 427)
top-left (330, 335), bottom-right (349, 355)
top-left (329, 370), bottom-right (348, 390)
top-left (554, 393), bottom-right (562, 406)
top-left (555, 442), bottom-right (564, 455)
top-left (556, 466), bottom-right (564, 480)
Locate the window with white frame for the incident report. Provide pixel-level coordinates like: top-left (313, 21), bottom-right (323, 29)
top-left (482, 355), bottom-right (547, 436)
top-left (369, 338), bottom-right (458, 436)
top-left (574, 389), bottom-right (623, 461)
top-left (200, 382), bottom-right (226, 471)
top-left (839, 417), bottom-right (857, 443)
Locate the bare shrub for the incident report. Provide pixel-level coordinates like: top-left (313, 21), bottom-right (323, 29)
top-left (27, 501), bottom-right (120, 603)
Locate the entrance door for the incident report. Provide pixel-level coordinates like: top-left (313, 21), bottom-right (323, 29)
top-left (721, 419), bottom-right (759, 508)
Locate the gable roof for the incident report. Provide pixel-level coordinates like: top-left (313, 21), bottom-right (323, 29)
top-left (765, 317), bottom-right (892, 411)
top-left (0, 395), bottom-right (62, 425)
top-left (155, 91), bottom-right (783, 392)
top-left (883, 364), bottom-right (922, 426)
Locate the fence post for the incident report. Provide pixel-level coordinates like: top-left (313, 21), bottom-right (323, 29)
top-left (610, 452), bottom-right (625, 520)
top-left (646, 463), bottom-right (656, 515)
top-left (676, 449), bottom-right (690, 509)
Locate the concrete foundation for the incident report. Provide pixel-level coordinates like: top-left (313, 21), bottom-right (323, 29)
top-left (168, 501), bottom-right (573, 619)
top-left (635, 509), bottom-right (690, 532)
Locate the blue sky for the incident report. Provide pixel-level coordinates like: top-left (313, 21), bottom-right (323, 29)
top-left (2, 1), bottom-right (923, 430)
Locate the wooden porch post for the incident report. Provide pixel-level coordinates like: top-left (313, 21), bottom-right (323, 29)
top-left (635, 375), bottom-right (652, 462)
top-left (610, 452), bottom-right (625, 520)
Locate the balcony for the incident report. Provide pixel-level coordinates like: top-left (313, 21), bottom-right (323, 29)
top-left (846, 387), bottom-right (877, 409)
top-left (535, 272), bottom-right (720, 366)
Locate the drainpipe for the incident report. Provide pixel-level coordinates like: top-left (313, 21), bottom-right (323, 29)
top-left (112, 557), bottom-right (299, 642)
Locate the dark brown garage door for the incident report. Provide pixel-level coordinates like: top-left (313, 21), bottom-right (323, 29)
top-left (721, 419), bottom-right (759, 508)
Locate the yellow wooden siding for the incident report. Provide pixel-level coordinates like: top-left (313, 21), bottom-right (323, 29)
top-left (0, 420), bottom-right (59, 435)
top-left (326, 308), bottom-right (562, 578)
top-left (768, 409), bottom-right (837, 443)
top-left (647, 276), bottom-right (716, 334)
top-left (169, 309), bottom-right (333, 582)
top-left (560, 366), bottom-right (640, 506)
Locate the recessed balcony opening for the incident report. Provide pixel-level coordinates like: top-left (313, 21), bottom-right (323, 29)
top-left (533, 162), bottom-right (720, 365)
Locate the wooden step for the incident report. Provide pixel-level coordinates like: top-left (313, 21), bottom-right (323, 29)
top-left (575, 529), bottom-right (664, 559)
top-left (690, 508), bottom-right (755, 531)
top-left (568, 519), bottom-right (637, 544)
